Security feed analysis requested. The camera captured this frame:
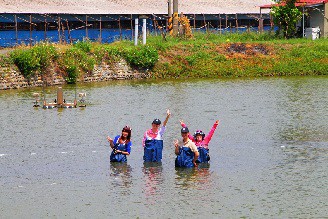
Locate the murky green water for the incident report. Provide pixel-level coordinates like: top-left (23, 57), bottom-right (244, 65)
top-left (1, 77), bottom-right (327, 218)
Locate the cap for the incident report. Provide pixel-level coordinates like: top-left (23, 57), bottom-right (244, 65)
top-left (181, 127), bottom-right (189, 133)
top-left (152, 119), bottom-right (161, 125)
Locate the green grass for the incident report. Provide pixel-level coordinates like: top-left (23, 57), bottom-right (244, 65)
top-left (2, 32), bottom-right (328, 81)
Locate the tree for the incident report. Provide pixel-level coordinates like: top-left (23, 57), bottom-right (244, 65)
top-left (270, 0), bottom-right (303, 38)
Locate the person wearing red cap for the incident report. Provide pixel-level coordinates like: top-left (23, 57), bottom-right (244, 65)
top-left (107, 125), bottom-right (132, 162)
top-left (174, 127), bottom-right (199, 167)
top-left (180, 120), bottom-right (219, 163)
top-left (143, 109), bottom-right (171, 162)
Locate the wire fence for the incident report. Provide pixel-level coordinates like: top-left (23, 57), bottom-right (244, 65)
top-left (0, 13), bottom-right (272, 47)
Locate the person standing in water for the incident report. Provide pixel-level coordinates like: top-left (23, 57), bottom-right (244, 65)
top-left (180, 120), bottom-right (219, 163)
top-left (174, 127), bottom-right (199, 168)
top-left (107, 126), bottom-right (132, 162)
top-left (143, 109), bottom-right (171, 162)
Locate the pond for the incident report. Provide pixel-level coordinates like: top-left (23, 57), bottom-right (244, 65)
top-left (1, 76), bottom-right (327, 218)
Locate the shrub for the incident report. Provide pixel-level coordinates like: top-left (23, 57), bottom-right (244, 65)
top-left (58, 46), bottom-right (95, 83)
top-left (73, 40), bottom-right (92, 53)
top-left (10, 49), bottom-right (40, 79)
top-left (123, 45), bottom-right (158, 69)
top-left (9, 42), bottom-right (58, 79)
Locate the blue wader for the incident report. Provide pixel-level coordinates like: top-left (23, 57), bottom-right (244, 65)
top-left (175, 147), bottom-right (195, 168)
top-left (110, 142), bottom-right (127, 162)
top-left (197, 147), bottom-right (210, 163)
top-left (143, 139), bottom-right (163, 162)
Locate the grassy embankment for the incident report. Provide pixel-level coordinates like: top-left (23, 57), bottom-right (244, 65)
top-left (1, 32), bottom-right (327, 82)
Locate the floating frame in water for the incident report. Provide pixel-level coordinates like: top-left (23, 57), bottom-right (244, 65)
top-left (33, 87), bottom-right (87, 109)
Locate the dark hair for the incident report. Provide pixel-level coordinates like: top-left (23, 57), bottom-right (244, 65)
top-left (121, 125), bottom-right (132, 142)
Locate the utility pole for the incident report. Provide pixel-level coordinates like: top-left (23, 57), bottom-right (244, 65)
top-left (173, 0), bottom-right (178, 36)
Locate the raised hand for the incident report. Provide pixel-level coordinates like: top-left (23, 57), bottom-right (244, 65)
top-left (166, 109), bottom-right (171, 117)
top-left (107, 136), bottom-right (113, 143)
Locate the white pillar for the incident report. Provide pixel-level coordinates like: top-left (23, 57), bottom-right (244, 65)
top-left (134, 18), bottom-right (139, 46)
top-left (142, 19), bottom-right (146, 45)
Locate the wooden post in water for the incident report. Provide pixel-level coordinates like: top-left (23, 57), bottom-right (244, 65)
top-left (57, 87), bottom-right (63, 107)
top-left (15, 14), bottom-right (18, 45)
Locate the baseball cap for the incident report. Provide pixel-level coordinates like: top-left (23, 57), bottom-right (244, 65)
top-left (181, 127), bottom-right (189, 133)
top-left (152, 119), bottom-right (161, 125)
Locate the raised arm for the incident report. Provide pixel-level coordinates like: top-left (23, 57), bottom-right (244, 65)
top-left (162, 109), bottom-right (171, 127)
top-left (107, 136), bottom-right (114, 148)
top-left (203, 120), bottom-right (220, 144)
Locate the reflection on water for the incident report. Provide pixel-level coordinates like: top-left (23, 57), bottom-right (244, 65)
top-left (142, 162), bottom-right (164, 204)
top-left (109, 162), bottom-right (133, 196)
top-left (175, 164), bottom-right (212, 190)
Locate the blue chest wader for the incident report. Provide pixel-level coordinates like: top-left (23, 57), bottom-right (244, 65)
top-left (175, 147), bottom-right (194, 168)
top-left (143, 139), bottom-right (163, 162)
top-left (110, 142), bottom-right (127, 162)
top-left (197, 147), bottom-right (210, 163)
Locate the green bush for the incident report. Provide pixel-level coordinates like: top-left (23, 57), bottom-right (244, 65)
top-left (58, 46), bottom-right (95, 83)
top-left (73, 40), bottom-right (92, 53)
top-left (65, 64), bottom-right (78, 84)
top-left (123, 45), bottom-right (158, 69)
top-left (93, 44), bottom-right (121, 63)
top-left (9, 42), bottom-right (58, 79)
top-left (10, 49), bottom-right (40, 79)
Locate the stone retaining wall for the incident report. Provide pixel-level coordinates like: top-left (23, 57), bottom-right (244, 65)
top-left (0, 59), bottom-right (149, 90)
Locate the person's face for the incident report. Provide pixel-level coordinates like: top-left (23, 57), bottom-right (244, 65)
top-left (195, 135), bottom-right (203, 142)
top-left (122, 131), bottom-right (129, 138)
top-left (152, 123), bottom-right (160, 130)
top-left (181, 132), bottom-right (188, 140)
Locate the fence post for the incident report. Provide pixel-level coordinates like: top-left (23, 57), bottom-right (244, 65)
top-left (15, 15), bottom-right (18, 45)
top-left (29, 14), bottom-right (32, 47)
top-left (142, 18), bottom-right (146, 45)
top-left (134, 18), bottom-right (138, 46)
